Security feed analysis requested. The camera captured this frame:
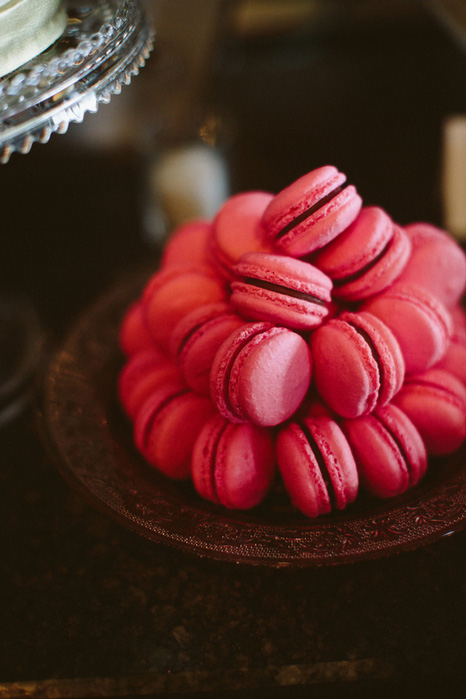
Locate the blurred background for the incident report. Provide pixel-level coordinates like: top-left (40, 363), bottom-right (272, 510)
top-left (1, 0), bottom-right (466, 335)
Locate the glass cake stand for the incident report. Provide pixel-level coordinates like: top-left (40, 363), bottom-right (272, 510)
top-left (0, 0), bottom-right (153, 163)
top-left (0, 0), bottom-right (153, 424)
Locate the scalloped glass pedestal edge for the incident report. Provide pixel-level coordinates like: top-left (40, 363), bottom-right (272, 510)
top-left (0, 0), bottom-right (153, 163)
top-left (38, 271), bottom-right (466, 567)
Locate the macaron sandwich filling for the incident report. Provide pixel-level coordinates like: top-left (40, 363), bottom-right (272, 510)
top-left (331, 234), bottom-right (394, 287)
top-left (299, 421), bottom-right (337, 508)
top-left (137, 388), bottom-right (189, 453)
top-left (370, 411), bottom-right (416, 487)
top-left (275, 183), bottom-right (347, 240)
top-left (345, 319), bottom-right (386, 397)
top-left (239, 276), bottom-right (327, 305)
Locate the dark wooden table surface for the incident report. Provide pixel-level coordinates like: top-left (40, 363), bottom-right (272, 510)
top-left (1, 6), bottom-right (466, 697)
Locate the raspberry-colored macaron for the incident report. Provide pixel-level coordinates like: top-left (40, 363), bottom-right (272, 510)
top-left (397, 222), bottom-right (466, 308)
top-left (119, 301), bottom-right (155, 356)
top-left (134, 381), bottom-right (216, 480)
top-left (143, 266), bottom-right (227, 353)
top-left (262, 165), bottom-right (362, 257)
top-left (209, 191), bottom-right (274, 280)
top-left (313, 207), bottom-right (411, 302)
top-left (170, 302), bottom-right (245, 395)
top-left (161, 219), bottom-right (213, 271)
top-left (310, 311), bottom-right (405, 418)
top-left (342, 403), bottom-right (427, 499)
top-left (118, 348), bottom-right (182, 419)
top-left (230, 252), bottom-right (333, 330)
top-left (211, 321), bottom-right (312, 427)
top-left (362, 283), bottom-right (453, 374)
top-left (277, 415), bottom-right (358, 517)
top-left (393, 368), bottom-right (466, 454)
top-left (191, 413), bottom-right (275, 509)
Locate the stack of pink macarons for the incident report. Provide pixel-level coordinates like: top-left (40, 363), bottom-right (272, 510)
top-left (118, 164), bottom-right (466, 518)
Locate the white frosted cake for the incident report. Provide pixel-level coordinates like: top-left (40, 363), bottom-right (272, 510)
top-left (0, 0), bottom-right (67, 78)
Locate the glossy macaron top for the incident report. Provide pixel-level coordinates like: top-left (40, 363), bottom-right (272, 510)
top-left (230, 251), bottom-right (333, 329)
top-left (313, 206), bottom-right (411, 302)
top-left (211, 321), bottom-right (312, 426)
top-left (209, 191), bottom-right (274, 280)
top-left (397, 222), bottom-right (466, 308)
top-left (277, 415), bottom-right (358, 517)
top-left (191, 413), bottom-right (276, 509)
top-left (262, 165), bottom-right (362, 257)
top-left (310, 310), bottom-right (405, 418)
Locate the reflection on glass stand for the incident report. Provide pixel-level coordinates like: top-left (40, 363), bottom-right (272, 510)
top-left (0, 0), bottom-right (153, 424)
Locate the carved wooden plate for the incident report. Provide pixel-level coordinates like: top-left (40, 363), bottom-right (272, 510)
top-left (39, 273), bottom-right (466, 566)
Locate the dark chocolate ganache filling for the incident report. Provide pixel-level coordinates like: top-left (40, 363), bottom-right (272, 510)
top-left (241, 277), bottom-right (326, 305)
top-left (300, 421), bottom-right (337, 509)
top-left (276, 183), bottom-right (347, 240)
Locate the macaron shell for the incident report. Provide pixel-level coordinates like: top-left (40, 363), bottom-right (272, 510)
top-left (143, 267), bottom-right (227, 352)
top-left (362, 284), bottom-right (453, 374)
top-left (435, 331), bottom-right (466, 384)
top-left (398, 222), bottom-right (466, 307)
top-left (277, 422), bottom-right (332, 517)
top-left (314, 207), bottom-right (394, 277)
top-left (229, 325), bottom-right (312, 426)
top-left (161, 219), bottom-right (212, 271)
top-left (215, 421), bottom-right (276, 509)
top-left (277, 417), bottom-right (358, 517)
top-left (342, 404), bottom-right (427, 499)
top-left (317, 217), bottom-right (411, 302)
top-left (119, 301), bottom-right (155, 356)
top-left (231, 252), bottom-right (333, 329)
top-left (119, 350), bottom-right (182, 418)
top-left (191, 414), bottom-right (275, 509)
top-left (339, 311), bottom-right (405, 406)
top-left (178, 313), bottom-right (245, 395)
top-left (310, 318), bottom-right (380, 418)
top-left (135, 384), bottom-right (215, 479)
top-left (393, 368), bottom-right (466, 454)
top-left (263, 166), bottom-right (362, 257)
top-left (209, 191), bottom-right (273, 279)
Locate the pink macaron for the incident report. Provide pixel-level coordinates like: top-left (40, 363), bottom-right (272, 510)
top-left (310, 311), bottom-right (405, 418)
top-left (396, 222), bottom-right (466, 308)
top-left (230, 252), bottom-right (333, 330)
top-left (209, 191), bottom-right (274, 280)
top-left (393, 368), bottom-right (466, 455)
top-left (262, 165), bottom-right (362, 257)
top-left (342, 403), bottom-right (427, 499)
top-left (118, 348), bottom-right (182, 419)
top-left (161, 219), bottom-right (213, 271)
top-left (211, 321), bottom-right (312, 427)
top-left (142, 265), bottom-right (227, 353)
top-left (435, 324), bottom-right (466, 384)
top-left (362, 283), bottom-right (453, 374)
top-left (170, 302), bottom-right (245, 395)
top-left (277, 414), bottom-right (358, 517)
top-left (191, 413), bottom-right (276, 509)
top-left (134, 381), bottom-right (216, 480)
top-left (119, 301), bottom-right (155, 357)
top-left (313, 206), bottom-right (411, 302)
